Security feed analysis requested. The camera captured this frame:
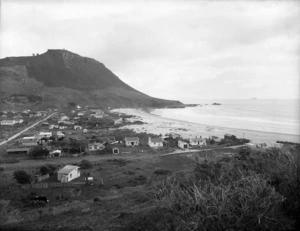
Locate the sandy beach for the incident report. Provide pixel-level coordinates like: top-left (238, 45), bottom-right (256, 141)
top-left (112, 108), bottom-right (300, 145)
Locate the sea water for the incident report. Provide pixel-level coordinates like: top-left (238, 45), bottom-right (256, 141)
top-left (152, 99), bottom-right (300, 137)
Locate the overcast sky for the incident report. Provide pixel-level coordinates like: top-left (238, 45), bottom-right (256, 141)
top-left (0, 0), bottom-right (299, 103)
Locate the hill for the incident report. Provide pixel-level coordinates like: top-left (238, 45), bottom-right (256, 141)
top-left (0, 49), bottom-right (183, 110)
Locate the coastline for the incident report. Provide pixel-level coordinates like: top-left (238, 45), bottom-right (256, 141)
top-left (112, 108), bottom-right (300, 145)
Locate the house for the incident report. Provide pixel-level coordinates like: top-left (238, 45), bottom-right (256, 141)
top-left (224, 133), bottom-right (236, 141)
top-left (77, 105), bottom-right (82, 109)
top-left (7, 147), bottom-right (31, 155)
top-left (112, 147), bottom-right (119, 154)
top-left (21, 136), bottom-right (39, 147)
top-left (83, 129), bottom-right (88, 134)
top-left (124, 137), bottom-right (139, 147)
top-left (0, 119), bottom-right (23, 125)
top-left (42, 122), bottom-right (50, 127)
top-left (148, 137), bottom-right (163, 148)
top-left (57, 165), bottom-right (80, 183)
top-left (74, 125), bottom-right (83, 130)
top-left (189, 137), bottom-right (206, 146)
top-left (57, 131), bottom-right (65, 138)
top-left (36, 132), bottom-right (53, 139)
top-left (88, 142), bottom-right (105, 151)
top-left (77, 112), bottom-right (85, 116)
top-left (49, 150), bottom-right (62, 158)
top-left (91, 114), bottom-right (103, 119)
top-left (60, 120), bottom-right (75, 125)
top-left (49, 124), bottom-right (59, 129)
top-left (1, 120), bottom-right (15, 125)
top-left (114, 118), bottom-right (123, 125)
top-left (178, 140), bottom-right (189, 149)
top-left (59, 126), bottom-right (66, 129)
top-left (61, 116), bottom-right (70, 121)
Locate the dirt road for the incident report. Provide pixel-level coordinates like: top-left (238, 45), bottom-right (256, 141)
top-left (0, 112), bottom-right (57, 147)
top-left (160, 144), bottom-right (245, 156)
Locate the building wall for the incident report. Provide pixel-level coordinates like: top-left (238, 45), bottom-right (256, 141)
top-left (149, 142), bottom-right (163, 148)
top-left (57, 168), bottom-right (80, 182)
top-left (125, 141), bottom-right (139, 146)
top-left (178, 141), bottom-right (189, 149)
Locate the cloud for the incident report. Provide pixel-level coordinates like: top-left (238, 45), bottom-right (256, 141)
top-left (1, 0), bottom-right (299, 102)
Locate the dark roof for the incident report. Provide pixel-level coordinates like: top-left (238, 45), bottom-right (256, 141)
top-left (149, 137), bottom-right (163, 143)
top-left (125, 137), bottom-right (139, 142)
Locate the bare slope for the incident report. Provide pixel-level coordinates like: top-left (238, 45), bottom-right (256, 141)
top-left (0, 49), bottom-right (183, 109)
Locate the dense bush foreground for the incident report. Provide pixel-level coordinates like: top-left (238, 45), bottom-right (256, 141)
top-left (125, 146), bottom-right (300, 231)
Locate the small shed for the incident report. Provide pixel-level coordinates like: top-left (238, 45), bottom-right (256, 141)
top-left (112, 147), bottom-right (120, 154)
top-left (57, 165), bottom-right (80, 183)
top-left (148, 137), bottom-right (163, 148)
top-left (124, 137), bottom-right (139, 147)
top-left (49, 150), bottom-right (62, 158)
top-left (178, 140), bottom-right (189, 149)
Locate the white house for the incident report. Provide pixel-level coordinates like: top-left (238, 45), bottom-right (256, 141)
top-left (83, 128), bottom-right (88, 134)
top-left (91, 114), bottom-right (103, 119)
top-left (57, 131), bottom-right (65, 138)
top-left (124, 137), bottom-right (139, 146)
top-left (178, 140), bottom-right (189, 149)
top-left (57, 165), bottom-right (80, 183)
top-left (88, 142), bottom-right (105, 151)
top-left (49, 124), bottom-right (59, 129)
top-left (21, 136), bottom-right (39, 147)
top-left (0, 119), bottom-right (23, 125)
top-left (49, 149), bottom-right (62, 158)
top-left (189, 137), bottom-right (206, 147)
top-left (114, 118), bottom-right (123, 125)
top-left (36, 132), bottom-right (53, 139)
top-left (148, 137), bottom-right (163, 148)
top-left (61, 116), bottom-right (70, 121)
top-left (74, 125), bottom-right (83, 130)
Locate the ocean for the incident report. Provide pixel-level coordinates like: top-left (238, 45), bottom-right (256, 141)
top-left (151, 99), bottom-right (300, 140)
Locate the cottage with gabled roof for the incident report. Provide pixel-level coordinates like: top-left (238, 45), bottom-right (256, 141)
top-left (124, 137), bottom-right (139, 147)
top-left (21, 136), bottom-right (39, 147)
top-left (88, 142), bottom-right (105, 151)
top-left (178, 140), bottom-right (189, 149)
top-left (189, 137), bottom-right (206, 147)
top-left (148, 137), bottom-right (163, 148)
top-left (57, 165), bottom-right (80, 183)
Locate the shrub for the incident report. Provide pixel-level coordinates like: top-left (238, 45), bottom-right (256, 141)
top-left (13, 170), bottom-right (32, 184)
top-left (153, 147), bottom-right (299, 230)
top-left (80, 159), bottom-right (93, 169)
top-left (29, 147), bottom-right (49, 158)
top-left (154, 169), bottom-right (171, 175)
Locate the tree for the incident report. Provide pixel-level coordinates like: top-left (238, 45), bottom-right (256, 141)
top-left (68, 102), bottom-right (76, 107)
top-left (81, 159), bottom-right (93, 169)
top-left (29, 146), bottom-right (50, 158)
top-left (13, 170), bottom-right (32, 184)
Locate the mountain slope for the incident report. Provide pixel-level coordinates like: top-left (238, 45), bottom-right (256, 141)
top-left (0, 49), bottom-right (183, 109)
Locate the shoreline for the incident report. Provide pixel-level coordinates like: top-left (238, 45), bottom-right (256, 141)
top-left (112, 108), bottom-right (300, 145)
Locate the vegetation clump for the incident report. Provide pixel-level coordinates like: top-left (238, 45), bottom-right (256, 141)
top-left (13, 170), bottom-right (32, 184)
top-left (151, 147), bottom-right (299, 231)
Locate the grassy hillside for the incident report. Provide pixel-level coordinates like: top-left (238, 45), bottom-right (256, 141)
top-left (0, 49), bottom-right (183, 109)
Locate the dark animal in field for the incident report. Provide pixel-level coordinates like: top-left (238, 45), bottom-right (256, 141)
top-left (31, 195), bottom-right (49, 205)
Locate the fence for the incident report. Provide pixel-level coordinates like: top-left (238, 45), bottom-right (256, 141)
top-left (21, 179), bottom-right (103, 189)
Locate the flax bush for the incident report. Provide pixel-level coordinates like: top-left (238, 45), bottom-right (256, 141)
top-left (153, 147), bottom-right (298, 231)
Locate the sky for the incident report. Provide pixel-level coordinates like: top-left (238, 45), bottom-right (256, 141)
top-left (0, 0), bottom-right (299, 103)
